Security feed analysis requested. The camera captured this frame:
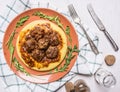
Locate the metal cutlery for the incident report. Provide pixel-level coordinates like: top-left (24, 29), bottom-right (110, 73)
top-left (87, 4), bottom-right (119, 51)
top-left (68, 4), bottom-right (99, 55)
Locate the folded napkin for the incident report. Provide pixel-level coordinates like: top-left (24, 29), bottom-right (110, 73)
top-left (0, 0), bottom-right (103, 92)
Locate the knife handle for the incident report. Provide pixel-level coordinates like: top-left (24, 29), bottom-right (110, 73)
top-left (104, 31), bottom-right (119, 51)
top-left (79, 24), bottom-right (99, 55)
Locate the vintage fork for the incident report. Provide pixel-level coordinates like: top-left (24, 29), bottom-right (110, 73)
top-left (68, 4), bottom-right (99, 55)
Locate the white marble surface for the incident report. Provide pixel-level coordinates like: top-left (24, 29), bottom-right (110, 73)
top-left (0, 0), bottom-right (120, 92)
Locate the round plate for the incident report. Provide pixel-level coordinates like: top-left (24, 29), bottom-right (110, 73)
top-left (3, 8), bottom-right (78, 83)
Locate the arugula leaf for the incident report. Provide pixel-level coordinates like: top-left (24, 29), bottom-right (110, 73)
top-left (6, 30), bottom-right (16, 48)
top-left (55, 45), bottom-right (79, 73)
top-left (59, 64), bottom-right (67, 72)
top-left (51, 26), bottom-right (79, 73)
top-left (65, 26), bottom-right (72, 43)
top-left (16, 16), bottom-right (29, 28)
top-left (6, 15), bottom-right (30, 75)
top-left (9, 44), bottom-right (14, 62)
top-left (73, 45), bottom-right (80, 52)
top-left (66, 59), bottom-right (70, 65)
top-left (54, 68), bottom-right (58, 72)
top-left (54, 16), bottom-right (63, 28)
top-left (13, 57), bottom-right (30, 76)
top-left (33, 11), bottom-right (63, 28)
top-left (67, 46), bottom-right (72, 51)
top-left (6, 30), bottom-right (16, 64)
top-left (65, 26), bottom-right (70, 35)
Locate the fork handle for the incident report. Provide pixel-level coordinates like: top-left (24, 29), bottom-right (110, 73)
top-left (79, 23), bottom-right (99, 55)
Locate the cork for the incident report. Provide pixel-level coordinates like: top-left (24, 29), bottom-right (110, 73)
top-left (65, 82), bottom-right (75, 92)
top-left (74, 79), bottom-right (90, 92)
top-left (105, 55), bottom-right (116, 66)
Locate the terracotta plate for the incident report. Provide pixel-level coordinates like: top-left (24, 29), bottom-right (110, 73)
top-left (3, 8), bottom-right (78, 83)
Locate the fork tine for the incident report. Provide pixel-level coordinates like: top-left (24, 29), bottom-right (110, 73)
top-left (68, 4), bottom-right (79, 18)
top-left (68, 4), bottom-right (99, 55)
top-left (68, 4), bottom-right (75, 18)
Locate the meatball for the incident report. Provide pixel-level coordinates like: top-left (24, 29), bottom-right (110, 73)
top-left (48, 31), bottom-right (60, 46)
top-left (41, 23), bottom-right (51, 33)
top-left (31, 49), bottom-right (45, 61)
top-left (50, 35), bottom-right (59, 46)
top-left (44, 30), bottom-right (53, 39)
top-left (46, 46), bottom-right (59, 59)
top-left (30, 26), bottom-right (45, 40)
top-left (38, 38), bottom-right (49, 49)
top-left (25, 34), bottom-right (32, 40)
top-left (22, 39), bottom-right (36, 53)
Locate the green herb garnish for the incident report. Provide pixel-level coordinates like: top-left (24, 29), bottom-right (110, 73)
top-left (33, 11), bottom-right (63, 28)
top-left (6, 30), bottom-right (16, 65)
top-left (13, 57), bottom-right (30, 75)
top-left (48, 24), bottom-right (79, 73)
top-left (6, 15), bottom-right (30, 75)
top-left (56, 26), bottom-right (79, 72)
top-left (56, 45), bottom-right (80, 72)
top-left (6, 30), bottom-right (16, 48)
top-left (65, 26), bottom-right (72, 44)
top-left (9, 44), bottom-right (15, 63)
top-left (16, 16), bottom-right (29, 28)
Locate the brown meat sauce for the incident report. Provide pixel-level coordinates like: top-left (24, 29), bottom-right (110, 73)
top-left (19, 23), bottom-right (63, 68)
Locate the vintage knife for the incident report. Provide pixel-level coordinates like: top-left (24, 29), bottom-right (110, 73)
top-left (87, 4), bottom-right (119, 51)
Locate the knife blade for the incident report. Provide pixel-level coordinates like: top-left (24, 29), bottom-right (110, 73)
top-left (87, 4), bottom-right (119, 51)
top-left (87, 4), bottom-right (105, 31)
